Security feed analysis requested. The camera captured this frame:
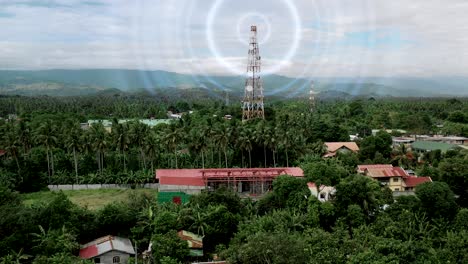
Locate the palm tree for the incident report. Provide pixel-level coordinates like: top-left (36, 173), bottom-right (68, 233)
top-left (145, 130), bottom-right (160, 172)
top-left (66, 124), bottom-right (82, 184)
top-left (391, 143), bottom-right (414, 168)
top-left (237, 126), bottom-right (253, 168)
top-left (254, 121), bottom-right (268, 167)
top-left (90, 123), bottom-right (108, 174)
top-left (278, 129), bottom-right (293, 167)
top-left (130, 122), bottom-right (149, 170)
top-left (188, 206), bottom-right (209, 237)
top-left (3, 126), bottom-right (21, 171)
top-left (264, 125), bottom-right (277, 167)
top-left (213, 124), bottom-right (231, 168)
top-left (17, 119), bottom-right (32, 157)
top-left (113, 122), bottom-right (129, 171)
top-left (165, 126), bottom-right (183, 169)
top-left (35, 120), bottom-right (58, 182)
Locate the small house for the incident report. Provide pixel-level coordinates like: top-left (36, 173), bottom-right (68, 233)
top-left (79, 235), bottom-right (135, 264)
top-left (177, 230), bottom-right (203, 257)
top-left (358, 164), bottom-right (432, 192)
top-left (323, 142), bottom-right (360, 158)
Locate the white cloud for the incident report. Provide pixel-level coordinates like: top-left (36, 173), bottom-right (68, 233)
top-left (0, 0), bottom-right (468, 77)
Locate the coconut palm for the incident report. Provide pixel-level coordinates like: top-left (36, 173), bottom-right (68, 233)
top-left (3, 125), bottom-right (21, 171)
top-left (66, 124), bottom-right (82, 184)
top-left (165, 126), bottom-right (183, 169)
top-left (391, 143), bottom-right (415, 168)
top-left (113, 122), bottom-right (130, 171)
top-left (35, 120), bottom-right (58, 182)
top-left (237, 126), bottom-right (253, 168)
top-left (254, 121), bottom-right (268, 167)
top-left (264, 125), bottom-right (277, 167)
top-left (213, 123), bottom-right (232, 168)
top-left (130, 122), bottom-right (149, 170)
top-left (89, 123), bottom-right (108, 174)
top-left (17, 119), bottom-right (32, 157)
top-left (145, 129), bottom-right (160, 172)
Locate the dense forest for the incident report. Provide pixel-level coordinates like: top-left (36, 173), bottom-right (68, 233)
top-left (1, 94), bottom-right (468, 263)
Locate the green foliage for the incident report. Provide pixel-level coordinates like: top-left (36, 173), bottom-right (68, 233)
top-left (151, 231), bottom-right (189, 264)
top-left (335, 175), bottom-right (384, 219)
top-left (270, 175), bottom-right (310, 211)
top-left (31, 225), bottom-right (79, 256)
top-left (302, 159), bottom-right (348, 196)
top-left (455, 208), bottom-right (468, 230)
top-left (437, 157), bottom-right (468, 207)
top-left (222, 231), bottom-right (310, 264)
top-left (415, 181), bottom-right (458, 220)
top-left (0, 96), bottom-right (467, 262)
top-left (32, 253), bottom-right (93, 264)
top-left (358, 132), bottom-right (392, 161)
top-left (447, 110), bottom-right (467, 123)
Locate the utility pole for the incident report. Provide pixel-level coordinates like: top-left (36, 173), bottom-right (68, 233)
top-left (242, 25), bottom-right (265, 121)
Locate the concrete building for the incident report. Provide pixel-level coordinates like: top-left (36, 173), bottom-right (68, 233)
top-left (423, 136), bottom-right (468, 145)
top-left (372, 129), bottom-right (407, 136)
top-left (358, 164), bottom-right (432, 192)
top-left (79, 235), bottom-right (135, 264)
top-left (156, 168), bottom-right (304, 196)
top-left (392, 137), bottom-right (415, 148)
top-left (308, 182), bottom-right (335, 202)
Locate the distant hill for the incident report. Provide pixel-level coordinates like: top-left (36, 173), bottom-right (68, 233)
top-left (0, 69), bottom-right (467, 97)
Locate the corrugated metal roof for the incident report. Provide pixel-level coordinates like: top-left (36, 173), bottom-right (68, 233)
top-left (357, 164), bottom-right (393, 172)
top-left (178, 230), bottom-right (203, 249)
top-left (411, 141), bottom-right (458, 152)
top-left (403, 176), bottom-right (432, 187)
top-left (79, 236), bottom-right (135, 259)
top-left (365, 166), bottom-right (408, 178)
top-left (325, 142), bottom-right (360, 153)
top-left (156, 168), bottom-right (304, 187)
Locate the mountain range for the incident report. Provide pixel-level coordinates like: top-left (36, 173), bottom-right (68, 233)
top-left (0, 69), bottom-right (467, 98)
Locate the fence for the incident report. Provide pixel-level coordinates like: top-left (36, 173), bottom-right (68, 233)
top-left (48, 183), bottom-right (159, 191)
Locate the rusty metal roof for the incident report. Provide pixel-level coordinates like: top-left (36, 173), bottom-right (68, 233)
top-left (79, 235), bottom-right (135, 259)
top-left (403, 176), bottom-right (432, 187)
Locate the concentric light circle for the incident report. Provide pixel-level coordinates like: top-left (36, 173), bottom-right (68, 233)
top-left (206, 0), bottom-right (302, 76)
top-left (236, 12), bottom-right (272, 46)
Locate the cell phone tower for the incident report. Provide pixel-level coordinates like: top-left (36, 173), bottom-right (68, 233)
top-left (242, 25), bottom-right (265, 121)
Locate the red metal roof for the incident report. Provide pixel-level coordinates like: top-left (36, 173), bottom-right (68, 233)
top-left (361, 166), bottom-right (408, 178)
top-left (79, 235), bottom-right (135, 259)
top-left (156, 168), bottom-right (304, 186)
top-left (403, 176), bottom-right (432, 187)
top-left (358, 165), bottom-right (409, 177)
top-left (357, 164), bottom-right (393, 172)
top-left (79, 244), bottom-right (98, 259)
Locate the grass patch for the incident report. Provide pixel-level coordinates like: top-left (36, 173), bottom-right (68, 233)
top-left (22, 188), bottom-right (158, 210)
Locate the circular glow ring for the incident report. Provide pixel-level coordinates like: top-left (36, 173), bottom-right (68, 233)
top-left (236, 12), bottom-right (272, 46)
top-left (206, 0), bottom-right (302, 75)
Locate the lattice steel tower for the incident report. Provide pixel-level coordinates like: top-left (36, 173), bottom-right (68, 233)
top-left (242, 25), bottom-right (265, 121)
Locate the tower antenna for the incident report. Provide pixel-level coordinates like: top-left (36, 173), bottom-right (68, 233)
top-left (242, 25), bottom-right (265, 121)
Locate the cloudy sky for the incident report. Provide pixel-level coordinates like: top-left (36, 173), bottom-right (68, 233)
top-left (1, 0), bottom-right (468, 78)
